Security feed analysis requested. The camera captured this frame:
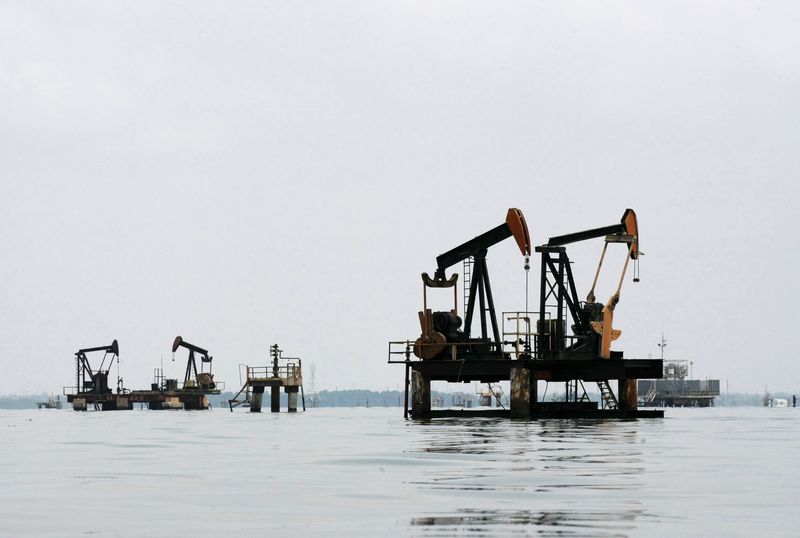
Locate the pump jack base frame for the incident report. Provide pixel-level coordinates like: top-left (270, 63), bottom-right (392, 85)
top-left (403, 357), bottom-right (664, 419)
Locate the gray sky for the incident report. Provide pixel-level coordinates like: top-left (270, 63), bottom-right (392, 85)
top-left (1, 2), bottom-right (797, 395)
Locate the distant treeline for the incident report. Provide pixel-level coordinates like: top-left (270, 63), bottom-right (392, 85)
top-left (1, 390), bottom-right (797, 409)
top-left (212, 390), bottom-right (473, 408)
top-left (0, 394), bottom-right (56, 409)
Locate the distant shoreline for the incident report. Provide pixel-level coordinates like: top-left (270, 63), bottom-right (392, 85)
top-left (1, 390), bottom-right (794, 409)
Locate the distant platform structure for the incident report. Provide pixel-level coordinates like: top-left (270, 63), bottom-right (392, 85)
top-left (638, 359), bottom-right (720, 407)
top-left (37, 395), bottom-right (62, 409)
top-left (229, 344), bottom-right (305, 413)
top-left (64, 337), bottom-right (223, 411)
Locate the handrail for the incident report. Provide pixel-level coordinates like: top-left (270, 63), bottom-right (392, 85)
top-left (246, 364), bottom-right (302, 383)
top-left (64, 381), bottom-right (224, 394)
top-left (387, 340), bottom-right (507, 363)
top-left (502, 311), bottom-right (536, 358)
top-left (389, 310), bottom-right (560, 363)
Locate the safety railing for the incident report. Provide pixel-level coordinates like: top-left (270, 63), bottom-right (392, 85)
top-left (502, 311), bottom-right (536, 358)
top-left (62, 385), bottom-right (140, 396)
top-left (387, 341), bottom-right (416, 363)
top-left (64, 380), bottom-right (226, 393)
top-left (391, 310), bottom-right (605, 362)
top-left (387, 340), bottom-right (508, 363)
top-left (246, 361), bottom-right (302, 385)
top-left (61, 386), bottom-right (118, 396)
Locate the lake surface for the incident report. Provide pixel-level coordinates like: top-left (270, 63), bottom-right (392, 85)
top-left (1, 406), bottom-right (797, 537)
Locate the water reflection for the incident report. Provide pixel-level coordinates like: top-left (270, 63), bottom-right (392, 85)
top-left (411, 508), bottom-right (646, 537)
top-left (415, 419), bottom-right (511, 455)
top-left (407, 418), bottom-right (649, 534)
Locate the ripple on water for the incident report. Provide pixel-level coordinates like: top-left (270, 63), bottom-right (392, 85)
top-left (0, 407), bottom-right (797, 537)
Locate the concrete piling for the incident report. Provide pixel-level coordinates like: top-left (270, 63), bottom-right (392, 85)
top-left (618, 378), bottom-right (638, 411)
top-left (411, 370), bottom-right (431, 418)
top-left (271, 385), bottom-right (281, 413)
top-left (250, 386), bottom-right (264, 413)
top-left (510, 367), bottom-right (531, 418)
top-left (287, 388), bottom-right (298, 413)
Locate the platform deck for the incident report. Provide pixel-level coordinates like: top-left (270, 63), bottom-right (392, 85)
top-left (408, 358), bottom-right (663, 383)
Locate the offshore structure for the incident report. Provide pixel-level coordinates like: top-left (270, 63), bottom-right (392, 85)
top-left (36, 395), bottom-right (62, 409)
top-left (389, 208), bottom-right (663, 419)
top-left (228, 344), bottom-right (305, 413)
top-left (638, 335), bottom-right (720, 407)
top-left (64, 337), bottom-right (222, 411)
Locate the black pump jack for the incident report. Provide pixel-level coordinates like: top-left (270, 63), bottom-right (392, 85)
top-left (75, 340), bottom-right (119, 394)
top-left (417, 209), bottom-right (530, 359)
top-left (172, 336), bottom-right (212, 386)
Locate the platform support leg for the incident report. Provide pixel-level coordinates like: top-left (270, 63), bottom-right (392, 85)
top-left (271, 385), bottom-right (281, 413)
top-left (411, 371), bottom-right (431, 418)
top-left (286, 387), bottom-right (298, 413)
top-left (250, 386), bottom-right (264, 413)
top-left (510, 367), bottom-right (531, 418)
top-left (618, 379), bottom-right (638, 411)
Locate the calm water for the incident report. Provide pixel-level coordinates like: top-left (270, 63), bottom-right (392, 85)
top-left (1, 407), bottom-right (797, 537)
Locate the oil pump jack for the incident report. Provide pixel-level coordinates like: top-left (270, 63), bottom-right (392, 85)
top-left (535, 209), bottom-right (640, 361)
top-left (414, 208), bottom-right (531, 360)
top-left (74, 340), bottom-right (120, 395)
top-left (391, 207), bottom-right (662, 419)
top-left (171, 336), bottom-right (216, 390)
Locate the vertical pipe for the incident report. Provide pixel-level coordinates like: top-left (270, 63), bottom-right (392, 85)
top-left (403, 362), bottom-right (410, 419)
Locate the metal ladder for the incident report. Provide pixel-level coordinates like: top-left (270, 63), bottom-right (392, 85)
top-left (597, 380), bottom-right (619, 410)
top-left (227, 382), bottom-right (253, 411)
top-left (462, 256), bottom-right (473, 314)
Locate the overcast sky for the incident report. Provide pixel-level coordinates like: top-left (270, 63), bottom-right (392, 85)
top-left (1, 2), bottom-right (797, 395)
